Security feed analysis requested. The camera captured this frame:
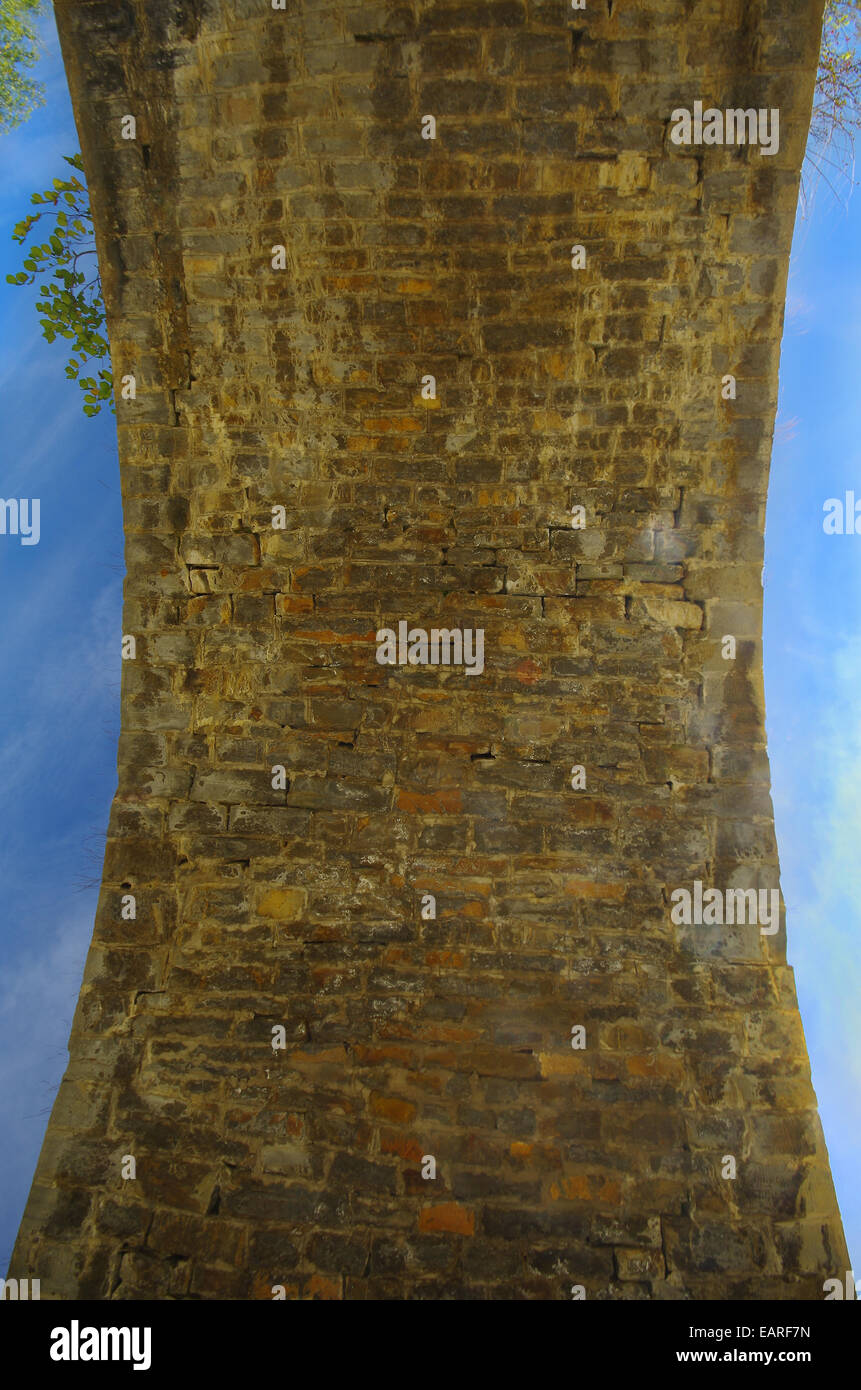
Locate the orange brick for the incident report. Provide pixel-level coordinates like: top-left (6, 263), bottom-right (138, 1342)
top-left (380, 1130), bottom-right (425, 1163)
top-left (362, 415), bottom-right (424, 433)
top-left (549, 1175), bottom-right (622, 1204)
top-left (514, 658), bottom-right (542, 685)
top-left (419, 1203), bottom-right (475, 1236)
top-left (411, 1023), bottom-right (480, 1044)
top-left (307, 1274), bottom-right (342, 1300)
top-left (370, 1093), bottom-right (416, 1124)
top-left (538, 1052), bottom-right (590, 1078)
top-left (397, 788), bottom-right (462, 814)
top-left (353, 1043), bottom-right (413, 1065)
top-left (424, 950), bottom-right (467, 968)
top-left (564, 878), bottom-right (627, 902)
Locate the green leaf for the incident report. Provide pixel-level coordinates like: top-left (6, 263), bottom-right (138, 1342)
top-left (11, 152), bottom-right (111, 421)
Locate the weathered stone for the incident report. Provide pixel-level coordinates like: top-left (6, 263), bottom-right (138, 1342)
top-left (9, 0), bottom-right (847, 1304)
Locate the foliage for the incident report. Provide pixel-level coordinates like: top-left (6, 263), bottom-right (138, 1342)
top-left (0, 0), bottom-right (46, 134)
top-left (5, 153), bottom-right (114, 416)
top-left (4, 5), bottom-right (861, 418)
top-left (807, 0), bottom-right (861, 204)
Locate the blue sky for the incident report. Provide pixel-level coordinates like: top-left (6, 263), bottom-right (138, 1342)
top-left (0, 12), bottom-right (122, 1271)
top-left (0, 13), bottom-right (858, 1282)
top-left (766, 164), bottom-right (861, 1274)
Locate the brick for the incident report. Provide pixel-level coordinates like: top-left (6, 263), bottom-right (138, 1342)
top-left (10, 0), bottom-right (847, 1311)
top-left (418, 1203), bottom-right (475, 1236)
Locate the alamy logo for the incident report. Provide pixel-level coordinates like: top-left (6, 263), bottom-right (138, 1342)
top-left (670, 881), bottom-right (779, 935)
top-left (0, 498), bottom-right (40, 545)
top-left (669, 102), bottom-right (780, 156)
top-left (823, 493), bottom-right (861, 533)
top-left (823, 1271), bottom-right (860, 1299)
top-left (50, 1321), bottom-right (151, 1371)
top-left (0, 1277), bottom-right (39, 1299)
top-left (376, 621), bottom-right (485, 675)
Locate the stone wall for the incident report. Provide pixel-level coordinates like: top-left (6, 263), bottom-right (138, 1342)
top-left (10, 0), bottom-right (849, 1298)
